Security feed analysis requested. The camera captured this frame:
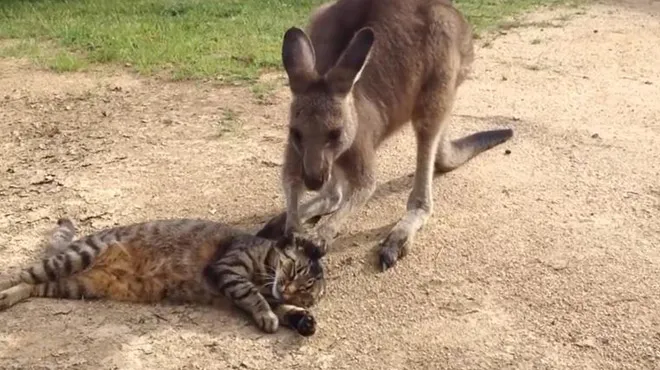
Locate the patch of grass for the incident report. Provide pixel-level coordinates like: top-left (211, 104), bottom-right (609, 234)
top-left (251, 80), bottom-right (279, 105)
top-left (0, 0), bottom-right (585, 82)
top-left (0, 0), bottom-right (325, 81)
top-left (523, 63), bottom-right (543, 71)
top-left (0, 39), bottom-right (41, 57)
top-left (0, 39), bottom-right (87, 71)
top-left (556, 12), bottom-right (576, 21)
top-left (457, 0), bottom-right (585, 32)
top-left (497, 19), bottom-right (567, 31)
top-left (49, 51), bottom-right (88, 72)
top-left (215, 108), bottom-right (242, 137)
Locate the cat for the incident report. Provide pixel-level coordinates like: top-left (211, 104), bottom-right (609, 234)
top-left (0, 217), bottom-right (326, 336)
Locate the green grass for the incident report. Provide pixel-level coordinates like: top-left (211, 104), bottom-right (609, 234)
top-left (215, 107), bottom-right (243, 137)
top-left (456, 0), bottom-right (582, 34)
top-left (0, 0), bottom-right (583, 82)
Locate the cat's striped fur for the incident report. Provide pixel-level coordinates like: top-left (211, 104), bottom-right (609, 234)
top-left (0, 217), bottom-right (326, 336)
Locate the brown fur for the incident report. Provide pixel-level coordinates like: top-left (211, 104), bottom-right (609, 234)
top-left (258, 0), bottom-right (513, 270)
top-left (0, 218), bottom-right (326, 336)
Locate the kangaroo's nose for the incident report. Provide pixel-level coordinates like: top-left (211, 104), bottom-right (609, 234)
top-left (303, 174), bottom-right (325, 191)
top-left (304, 176), bottom-right (323, 191)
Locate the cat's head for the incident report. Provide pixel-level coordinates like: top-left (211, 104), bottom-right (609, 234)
top-left (271, 236), bottom-right (326, 308)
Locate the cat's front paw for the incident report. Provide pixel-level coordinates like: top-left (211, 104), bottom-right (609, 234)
top-left (286, 310), bottom-right (316, 336)
top-left (296, 313), bottom-right (316, 337)
top-left (256, 212), bottom-right (287, 240)
top-left (254, 310), bottom-right (279, 333)
top-left (294, 229), bottom-right (332, 260)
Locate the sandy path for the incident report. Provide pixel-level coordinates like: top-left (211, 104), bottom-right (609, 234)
top-left (0, 1), bottom-right (658, 369)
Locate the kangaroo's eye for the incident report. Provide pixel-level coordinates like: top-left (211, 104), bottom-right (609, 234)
top-left (290, 128), bottom-right (302, 145)
top-left (327, 128), bottom-right (342, 143)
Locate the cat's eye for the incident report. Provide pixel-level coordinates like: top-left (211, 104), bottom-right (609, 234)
top-left (327, 128), bottom-right (342, 144)
top-left (289, 266), bottom-right (298, 278)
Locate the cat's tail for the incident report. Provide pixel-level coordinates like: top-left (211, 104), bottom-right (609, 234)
top-left (0, 217), bottom-right (79, 292)
top-left (19, 224), bottom-right (114, 285)
top-left (44, 217), bottom-right (77, 257)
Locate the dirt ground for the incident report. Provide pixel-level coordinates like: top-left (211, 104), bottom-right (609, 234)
top-left (1, 1), bottom-right (659, 369)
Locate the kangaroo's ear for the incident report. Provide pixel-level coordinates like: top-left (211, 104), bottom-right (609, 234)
top-left (282, 27), bottom-right (318, 94)
top-left (325, 27), bottom-right (375, 95)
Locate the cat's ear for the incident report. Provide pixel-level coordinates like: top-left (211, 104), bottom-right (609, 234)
top-left (295, 236), bottom-right (326, 260)
top-left (309, 258), bottom-right (324, 276)
top-left (274, 234), bottom-right (293, 250)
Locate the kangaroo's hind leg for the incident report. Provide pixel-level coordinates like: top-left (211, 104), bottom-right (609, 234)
top-left (378, 63), bottom-right (458, 271)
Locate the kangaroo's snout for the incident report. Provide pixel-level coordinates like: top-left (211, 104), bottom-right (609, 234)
top-left (302, 148), bottom-right (330, 191)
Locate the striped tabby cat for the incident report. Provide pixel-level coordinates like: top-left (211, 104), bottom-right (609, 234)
top-left (0, 217), bottom-right (326, 336)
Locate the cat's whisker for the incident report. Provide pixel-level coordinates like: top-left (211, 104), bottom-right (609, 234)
top-left (260, 281), bottom-right (276, 290)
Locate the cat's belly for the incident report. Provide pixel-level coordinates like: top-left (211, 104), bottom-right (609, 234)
top-left (161, 279), bottom-right (217, 305)
top-left (79, 245), bottom-right (218, 304)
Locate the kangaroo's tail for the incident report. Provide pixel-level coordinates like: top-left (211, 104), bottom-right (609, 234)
top-left (435, 129), bottom-right (513, 173)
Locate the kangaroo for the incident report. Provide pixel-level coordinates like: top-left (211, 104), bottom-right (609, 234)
top-left (257, 0), bottom-right (513, 271)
